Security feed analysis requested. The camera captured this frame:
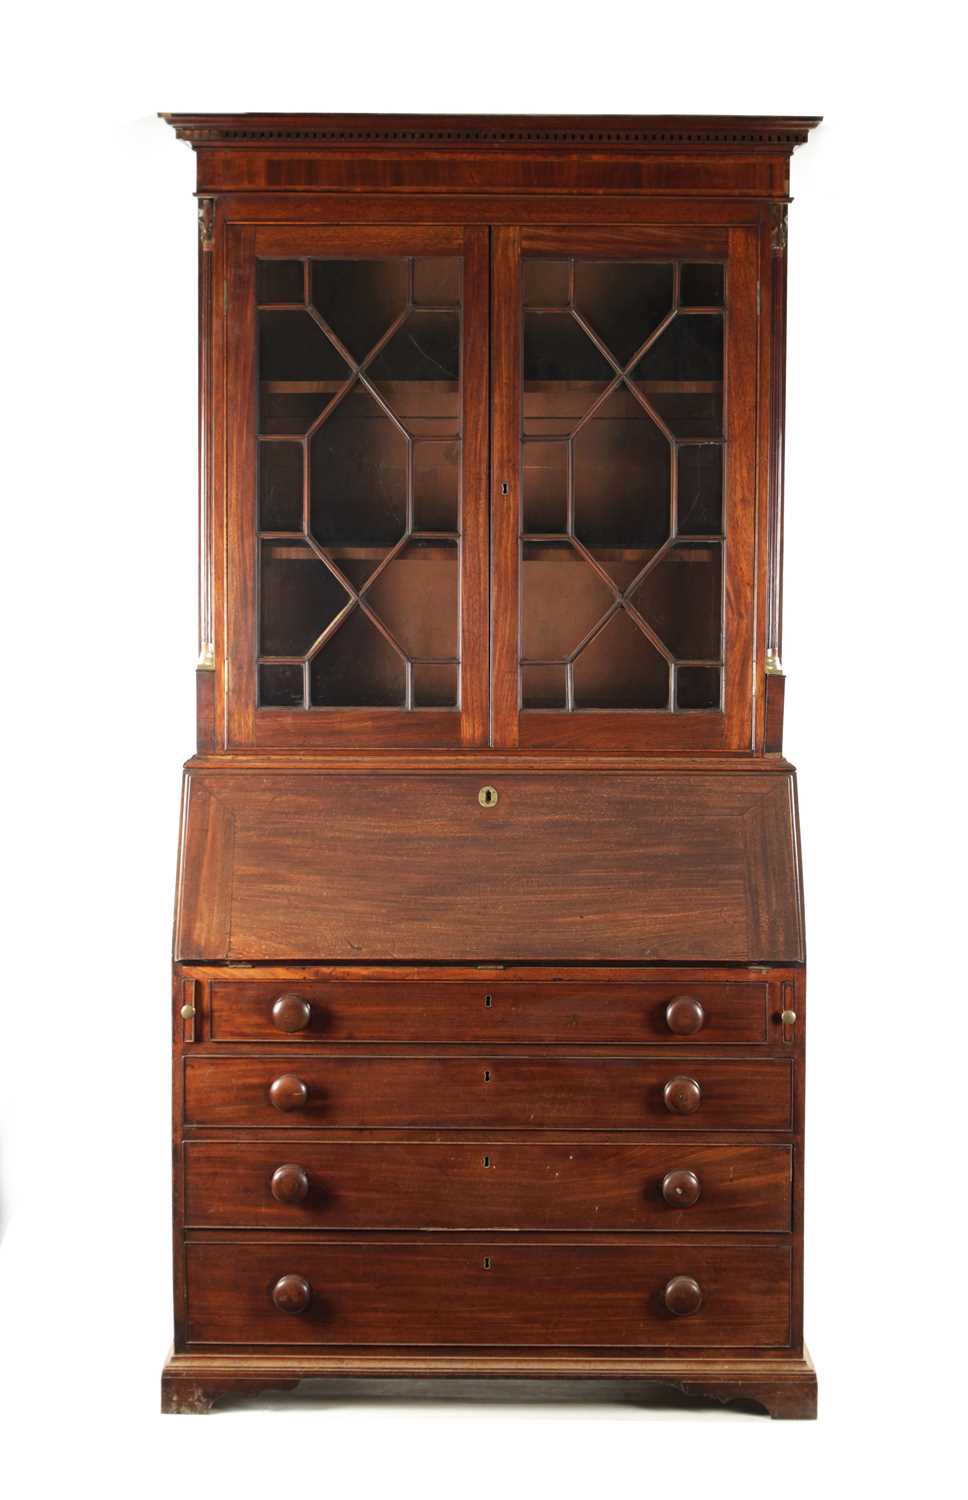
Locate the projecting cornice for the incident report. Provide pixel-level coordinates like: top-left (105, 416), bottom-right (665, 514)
top-left (160, 113), bottom-right (822, 152)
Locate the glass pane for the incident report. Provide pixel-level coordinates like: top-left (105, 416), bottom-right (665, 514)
top-left (574, 262), bottom-right (673, 367)
top-left (413, 440), bottom-right (459, 531)
top-left (680, 264), bottom-right (725, 308)
top-left (573, 389), bottom-right (670, 564)
top-left (676, 665), bottom-right (721, 710)
top-left (521, 542), bottom-right (613, 661)
top-left (259, 663), bottom-right (305, 708)
top-left (523, 260), bottom-right (570, 307)
top-left (522, 663), bottom-right (567, 709)
top-left (517, 254), bottom-right (729, 717)
top-left (524, 312), bottom-right (613, 436)
top-left (524, 311), bottom-right (614, 383)
top-left (259, 443), bottom-right (303, 532)
top-left (633, 314), bottom-right (723, 382)
top-left (412, 661), bottom-right (458, 708)
top-left (309, 608), bottom-right (406, 707)
top-left (367, 311), bottom-right (460, 436)
top-left (632, 542), bottom-right (723, 661)
top-left (309, 385), bottom-right (408, 549)
top-left (259, 542), bottom-right (349, 657)
top-left (254, 250), bottom-right (467, 716)
top-left (677, 445), bottom-right (723, 534)
top-left (260, 390), bottom-right (335, 438)
top-left (573, 612), bottom-right (669, 709)
top-left (259, 310), bottom-right (349, 382)
top-left (256, 260), bottom-right (304, 304)
top-left (645, 390), bottom-right (723, 439)
top-left (310, 260), bottom-right (408, 363)
top-left (365, 541), bottom-right (458, 658)
top-left (413, 258), bottom-right (459, 306)
top-left (523, 441), bottom-right (569, 533)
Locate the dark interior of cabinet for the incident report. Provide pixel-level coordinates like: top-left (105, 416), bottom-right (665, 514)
top-left (255, 250), bottom-right (727, 718)
top-left (520, 257), bottom-right (725, 713)
top-left (256, 255), bottom-right (462, 710)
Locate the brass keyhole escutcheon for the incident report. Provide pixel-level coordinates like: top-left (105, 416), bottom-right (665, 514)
top-left (478, 785), bottom-right (498, 808)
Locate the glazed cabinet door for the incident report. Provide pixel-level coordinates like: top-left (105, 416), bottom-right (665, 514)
top-left (491, 225), bottom-right (759, 751)
top-left (222, 225), bottom-right (488, 748)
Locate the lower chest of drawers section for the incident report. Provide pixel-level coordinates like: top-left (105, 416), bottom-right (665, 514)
top-left (173, 965), bottom-right (803, 1355)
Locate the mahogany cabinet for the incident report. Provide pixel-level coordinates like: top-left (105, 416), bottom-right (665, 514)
top-left (161, 113), bottom-right (819, 1418)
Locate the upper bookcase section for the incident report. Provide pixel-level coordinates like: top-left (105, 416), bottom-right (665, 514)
top-left (161, 113), bottom-right (821, 198)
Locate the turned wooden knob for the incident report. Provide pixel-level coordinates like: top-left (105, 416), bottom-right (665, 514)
top-left (663, 1075), bottom-right (702, 1114)
top-left (271, 1163), bottom-right (310, 1204)
top-left (271, 1274), bottom-right (312, 1314)
top-left (663, 1275), bottom-right (703, 1316)
top-left (272, 993), bottom-right (312, 1033)
top-left (665, 996), bottom-right (705, 1035)
top-left (661, 1168), bottom-right (702, 1207)
top-left (269, 1074), bottom-right (308, 1112)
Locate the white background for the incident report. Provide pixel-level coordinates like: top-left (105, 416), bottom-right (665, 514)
top-left (2, 3), bottom-right (964, 1493)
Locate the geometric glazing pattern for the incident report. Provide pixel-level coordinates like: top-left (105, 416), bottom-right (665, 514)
top-left (256, 256), bottom-right (462, 709)
top-left (521, 258), bottom-right (725, 712)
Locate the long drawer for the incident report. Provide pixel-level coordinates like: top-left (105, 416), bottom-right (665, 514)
top-left (184, 1055), bottom-right (794, 1130)
top-left (208, 978), bottom-right (770, 1045)
top-left (185, 1239), bottom-right (793, 1348)
top-left (184, 1141), bottom-right (793, 1231)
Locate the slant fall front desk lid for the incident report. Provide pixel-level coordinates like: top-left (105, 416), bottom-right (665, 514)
top-left (174, 769), bottom-right (804, 964)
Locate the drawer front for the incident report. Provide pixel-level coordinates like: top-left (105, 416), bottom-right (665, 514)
top-left (184, 1141), bottom-right (793, 1231)
top-left (209, 979), bottom-right (769, 1045)
top-left (186, 1240), bottom-right (792, 1348)
top-left (184, 1056), bottom-right (793, 1130)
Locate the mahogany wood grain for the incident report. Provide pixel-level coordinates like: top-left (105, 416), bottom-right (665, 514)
top-left (174, 769), bottom-right (804, 962)
top-left (161, 1348), bottom-right (817, 1418)
top-left (184, 1239), bottom-right (792, 1348)
top-left (214, 191), bottom-right (777, 228)
top-left (162, 112), bottom-right (819, 1418)
top-left (184, 1140), bottom-right (792, 1232)
top-left (764, 673), bottom-right (786, 754)
top-left (195, 670), bottom-right (216, 755)
top-left (207, 977), bottom-right (771, 1045)
top-left (184, 1055), bottom-right (793, 1130)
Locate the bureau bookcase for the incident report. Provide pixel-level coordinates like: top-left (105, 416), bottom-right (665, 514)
top-left (161, 113), bottom-right (819, 1417)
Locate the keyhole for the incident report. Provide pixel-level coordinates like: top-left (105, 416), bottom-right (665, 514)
top-left (483, 1155), bottom-right (491, 1168)
top-left (484, 993), bottom-right (493, 1008)
top-left (483, 1256), bottom-right (492, 1270)
top-left (500, 482), bottom-right (509, 495)
top-left (478, 785), bottom-right (498, 808)
top-left (483, 1070), bottom-right (491, 1082)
